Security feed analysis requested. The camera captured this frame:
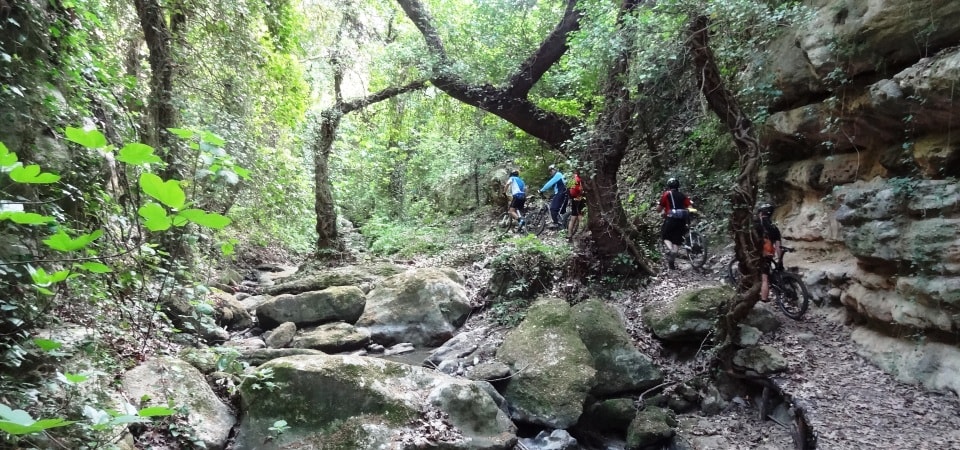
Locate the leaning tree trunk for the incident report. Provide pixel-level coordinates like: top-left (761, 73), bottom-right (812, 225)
top-left (580, 0), bottom-right (654, 275)
top-left (687, 15), bottom-right (763, 361)
top-left (313, 81), bottom-right (426, 257)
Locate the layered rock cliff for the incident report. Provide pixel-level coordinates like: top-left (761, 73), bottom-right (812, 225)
top-left (756, 0), bottom-right (960, 394)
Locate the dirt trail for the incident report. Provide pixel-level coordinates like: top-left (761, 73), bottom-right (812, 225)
top-left (767, 305), bottom-right (960, 449)
top-left (632, 265), bottom-right (960, 449)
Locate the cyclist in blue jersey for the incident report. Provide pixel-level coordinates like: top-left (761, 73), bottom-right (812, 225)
top-left (538, 164), bottom-right (568, 229)
top-left (504, 169), bottom-right (527, 230)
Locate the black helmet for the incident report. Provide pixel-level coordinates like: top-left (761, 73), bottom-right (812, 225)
top-left (758, 203), bottom-right (775, 215)
top-left (667, 178), bottom-right (680, 189)
top-left (510, 169), bottom-right (519, 176)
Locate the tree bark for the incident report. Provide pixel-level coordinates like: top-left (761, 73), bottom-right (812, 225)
top-left (687, 16), bottom-right (763, 356)
top-left (133, 0), bottom-right (185, 180)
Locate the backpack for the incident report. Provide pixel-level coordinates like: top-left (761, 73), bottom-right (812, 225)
top-left (569, 174), bottom-right (583, 199)
top-left (666, 190), bottom-right (689, 219)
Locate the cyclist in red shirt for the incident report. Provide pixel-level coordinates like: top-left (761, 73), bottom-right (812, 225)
top-left (656, 178), bottom-right (692, 269)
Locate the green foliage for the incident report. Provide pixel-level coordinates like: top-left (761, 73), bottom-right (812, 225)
top-left (360, 217), bottom-right (449, 257)
top-left (487, 234), bottom-right (571, 326)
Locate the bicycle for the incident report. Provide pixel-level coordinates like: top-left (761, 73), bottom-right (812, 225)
top-left (727, 246), bottom-right (812, 320)
top-left (660, 208), bottom-right (708, 270)
top-left (524, 192), bottom-right (567, 236)
top-left (497, 197), bottom-right (531, 235)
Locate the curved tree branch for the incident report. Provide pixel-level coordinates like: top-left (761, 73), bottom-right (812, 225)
top-left (505, 0), bottom-right (582, 97)
top-left (396, 0), bottom-right (578, 148)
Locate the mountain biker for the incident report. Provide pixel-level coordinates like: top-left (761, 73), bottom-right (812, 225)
top-left (656, 177), bottom-right (692, 269)
top-left (567, 169), bottom-right (585, 241)
top-left (504, 169), bottom-right (527, 230)
top-left (538, 164), bottom-right (567, 229)
top-left (756, 203), bottom-right (782, 302)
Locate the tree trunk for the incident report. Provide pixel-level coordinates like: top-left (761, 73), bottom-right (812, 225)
top-left (313, 82), bottom-right (426, 257)
top-left (133, 0), bottom-right (185, 180)
top-left (687, 16), bottom-right (763, 358)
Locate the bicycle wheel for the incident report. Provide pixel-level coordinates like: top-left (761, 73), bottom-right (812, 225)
top-left (772, 272), bottom-right (810, 320)
top-left (685, 230), bottom-right (708, 269)
top-left (535, 207), bottom-right (550, 236)
top-left (498, 212), bottom-right (519, 234)
top-left (525, 208), bottom-right (544, 236)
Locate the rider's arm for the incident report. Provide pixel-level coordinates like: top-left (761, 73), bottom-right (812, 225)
top-left (539, 172), bottom-right (563, 193)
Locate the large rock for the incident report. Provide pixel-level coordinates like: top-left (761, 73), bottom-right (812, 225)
top-left (291, 322), bottom-right (371, 353)
top-left (571, 299), bottom-right (663, 396)
top-left (496, 298), bottom-right (596, 429)
top-left (646, 287), bottom-right (730, 343)
top-left (852, 327), bottom-right (960, 396)
top-left (625, 406), bottom-right (677, 450)
top-left (263, 265), bottom-right (392, 296)
top-left (763, 0), bottom-right (960, 110)
top-left (256, 285), bottom-right (366, 329)
top-left (121, 357), bottom-right (235, 450)
top-left (234, 354), bottom-right (517, 449)
top-left (356, 268), bottom-right (472, 346)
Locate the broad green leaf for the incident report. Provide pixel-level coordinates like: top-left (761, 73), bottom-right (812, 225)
top-left (178, 209), bottom-right (231, 229)
top-left (117, 143), bottom-right (162, 165)
top-left (0, 142), bottom-right (18, 168)
top-left (220, 240), bottom-right (236, 256)
top-left (138, 203), bottom-right (172, 231)
top-left (0, 417), bottom-right (73, 435)
top-left (42, 229), bottom-right (103, 252)
top-left (139, 173), bottom-right (185, 209)
top-left (65, 127), bottom-right (107, 149)
top-left (9, 165), bottom-right (60, 184)
top-left (201, 131), bottom-right (225, 147)
top-left (77, 261), bottom-right (112, 273)
top-left (0, 211), bottom-right (55, 224)
top-left (32, 338), bottom-right (62, 352)
top-left (62, 373), bottom-right (88, 384)
top-left (167, 128), bottom-right (195, 139)
top-left (29, 267), bottom-right (70, 285)
top-left (137, 406), bottom-right (175, 418)
top-left (233, 166), bottom-right (251, 180)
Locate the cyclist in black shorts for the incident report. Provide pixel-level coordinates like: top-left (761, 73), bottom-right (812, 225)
top-left (504, 169), bottom-right (527, 230)
top-left (656, 177), bottom-right (692, 269)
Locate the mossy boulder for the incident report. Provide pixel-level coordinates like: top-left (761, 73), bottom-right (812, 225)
top-left (234, 354), bottom-right (516, 449)
top-left (572, 299), bottom-right (663, 395)
top-left (496, 298), bottom-right (596, 428)
top-left (292, 322), bottom-right (371, 353)
top-left (264, 265), bottom-right (392, 296)
top-left (733, 345), bottom-right (788, 375)
top-left (646, 287), bottom-right (730, 343)
top-left (626, 406), bottom-right (677, 450)
top-left (356, 268), bottom-right (472, 346)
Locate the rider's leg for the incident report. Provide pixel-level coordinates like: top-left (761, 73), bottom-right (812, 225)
top-left (761, 273), bottom-right (770, 301)
top-left (549, 194), bottom-right (564, 225)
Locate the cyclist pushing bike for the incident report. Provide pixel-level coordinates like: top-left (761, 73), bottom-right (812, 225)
top-left (537, 164), bottom-right (568, 230)
top-left (504, 169), bottom-right (527, 231)
top-left (656, 177), bottom-right (693, 270)
top-left (756, 203), bottom-right (782, 302)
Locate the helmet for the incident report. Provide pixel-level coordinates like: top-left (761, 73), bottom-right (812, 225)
top-left (510, 169), bottom-right (519, 176)
top-left (667, 178), bottom-right (680, 189)
top-left (758, 203), bottom-right (775, 215)
top-left (548, 164), bottom-right (557, 171)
